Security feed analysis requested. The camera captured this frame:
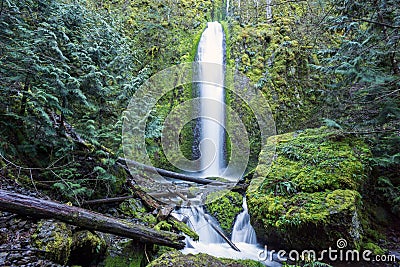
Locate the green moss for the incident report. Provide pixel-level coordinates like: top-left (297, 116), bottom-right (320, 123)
top-left (247, 127), bottom-right (371, 250)
top-left (69, 230), bottom-right (106, 266)
top-left (255, 128), bottom-right (370, 194)
top-left (103, 241), bottom-right (144, 267)
top-left (154, 221), bottom-right (172, 231)
top-left (227, 1), bottom-right (336, 132)
top-left (169, 218), bottom-right (199, 241)
top-left (147, 250), bottom-right (264, 267)
top-left (205, 190), bottom-right (243, 235)
top-left (32, 220), bottom-right (73, 264)
top-left (119, 198), bottom-right (147, 216)
top-left (119, 198), bottom-right (157, 226)
top-left (362, 242), bottom-right (387, 255)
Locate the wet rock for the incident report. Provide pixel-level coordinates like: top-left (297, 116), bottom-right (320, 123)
top-left (31, 220), bottom-right (73, 265)
top-left (205, 190), bottom-right (243, 235)
top-left (68, 230), bottom-right (106, 266)
top-left (0, 228), bottom-right (8, 244)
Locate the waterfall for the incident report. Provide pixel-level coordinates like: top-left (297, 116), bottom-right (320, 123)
top-left (173, 202), bottom-right (281, 266)
top-left (174, 206), bottom-right (225, 245)
top-left (171, 21), bottom-right (281, 267)
top-left (196, 21), bottom-right (225, 177)
top-left (231, 197), bottom-right (257, 244)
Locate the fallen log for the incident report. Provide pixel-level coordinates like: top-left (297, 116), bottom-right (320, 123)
top-left (118, 157), bottom-right (226, 185)
top-left (82, 195), bottom-right (136, 205)
top-left (59, 114), bottom-right (229, 186)
top-left (0, 190), bottom-right (185, 249)
top-left (194, 206), bottom-right (241, 252)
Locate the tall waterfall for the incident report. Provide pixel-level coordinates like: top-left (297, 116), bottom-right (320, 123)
top-left (172, 21), bottom-right (280, 267)
top-left (196, 21), bottom-right (225, 177)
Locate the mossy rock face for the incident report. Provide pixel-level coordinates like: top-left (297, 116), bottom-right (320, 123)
top-left (146, 250), bottom-right (264, 267)
top-left (69, 230), bottom-right (107, 266)
top-left (32, 220), bottom-right (73, 265)
top-left (205, 190), bottom-right (243, 235)
top-left (103, 240), bottom-right (145, 267)
top-left (247, 127), bottom-right (371, 250)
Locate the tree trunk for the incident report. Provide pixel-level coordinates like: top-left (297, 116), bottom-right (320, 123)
top-left (118, 157), bottom-right (226, 185)
top-left (0, 190), bottom-right (185, 249)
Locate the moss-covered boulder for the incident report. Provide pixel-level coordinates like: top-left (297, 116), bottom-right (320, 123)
top-left (69, 230), bottom-right (107, 266)
top-left (32, 220), bottom-right (73, 265)
top-left (205, 190), bottom-right (243, 235)
top-left (247, 127), bottom-right (371, 250)
top-left (103, 240), bottom-right (145, 267)
top-left (146, 250), bottom-right (264, 267)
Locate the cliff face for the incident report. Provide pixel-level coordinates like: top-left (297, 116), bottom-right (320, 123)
top-left (226, 0), bottom-right (336, 133)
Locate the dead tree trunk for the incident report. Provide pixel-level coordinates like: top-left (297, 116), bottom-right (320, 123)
top-left (0, 190), bottom-right (185, 249)
top-left (118, 157), bottom-right (226, 185)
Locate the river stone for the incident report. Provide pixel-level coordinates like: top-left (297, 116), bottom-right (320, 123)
top-left (247, 127), bottom-right (371, 250)
top-left (31, 220), bottom-right (73, 264)
top-left (0, 228), bottom-right (7, 244)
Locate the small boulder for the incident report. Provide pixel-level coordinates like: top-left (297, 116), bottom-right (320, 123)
top-left (32, 220), bottom-right (73, 264)
top-left (69, 230), bottom-right (106, 266)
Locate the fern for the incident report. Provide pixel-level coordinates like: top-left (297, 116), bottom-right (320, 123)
top-left (322, 118), bottom-right (342, 130)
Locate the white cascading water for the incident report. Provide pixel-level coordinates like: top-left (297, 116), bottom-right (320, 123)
top-left (231, 197), bottom-right (257, 244)
top-left (197, 21), bottom-right (225, 177)
top-left (173, 198), bottom-right (280, 266)
top-left (172, 22), bottom-right (280, 266)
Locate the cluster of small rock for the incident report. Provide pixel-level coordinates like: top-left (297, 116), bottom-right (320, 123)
top-left (0, 211), bottom-right (63, 267)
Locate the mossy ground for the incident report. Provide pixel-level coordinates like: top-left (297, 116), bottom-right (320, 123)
top-left (205, 190), bottom-right (243, 235)
top-left (103, 240), bottom-right (145, 267)
top-left (247, 127), bottom-right (372, 250)
top-left (119, 198), bottom-right (157, 226)
top-left (146, 250), bottom-right (264, 267)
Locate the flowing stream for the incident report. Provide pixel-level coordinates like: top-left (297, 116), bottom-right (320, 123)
top-left (173, 198), bottom-right (279, 266)
top-left (231, 198), bottom-right (257, 244)
top-left (173, 22), bottom-right (280, 266)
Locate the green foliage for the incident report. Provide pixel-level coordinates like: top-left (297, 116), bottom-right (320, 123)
top-left (0, 0), bottom-right (148, 201)
top-left (311, 0), bottom-right (400, 216)
top-left (147, 250), bottom-right (264, 267)
top-left (103, 241), bottom-right (145, 267)
top-left (322, 118), bottom-right (342, 130)
top-left (376, 176), bottom-right (400, 214)
top-left (227, 0), bottom-right (334, 132)
top-left (205, 191), bottom-right (243, 235)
